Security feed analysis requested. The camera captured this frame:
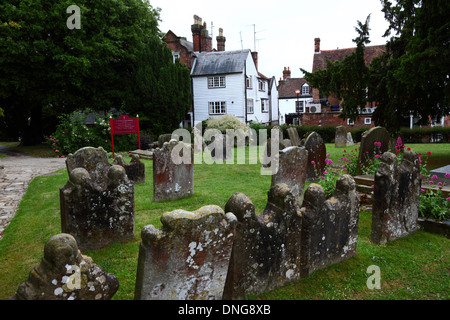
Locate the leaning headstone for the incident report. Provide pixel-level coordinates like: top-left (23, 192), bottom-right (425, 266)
top-left (223, 183), bottom-right (303, 300)
top-left (335, 126), bottom-right (354, 148)
top-left (304, 132), bottom-right (326, 181)
top-left (299, 174), bottom-right (360, 277)
top-left (134, 205), bottom-right (237, 300)
top-left (10, 233), bottom-right (119, 300)
top-left (112, 154), bottom-right (145, 184)
top-left (60, 164), bottom-right (135, 251)
top-left (356, 126), bottom-right (390, 174)
top-left (271, 146), bottom-right (308, 205)
top-left (371, 151), bottom-right (421, 245)
top-left (153, 140), bottom-right (194, 202)
top-left (157, 134), bottom-right (173, 148)
top-left (287, 127), bottom-right (302, 147)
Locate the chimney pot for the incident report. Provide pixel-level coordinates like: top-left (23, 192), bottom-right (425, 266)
top-left (314, 37), bottom-right (321, 53)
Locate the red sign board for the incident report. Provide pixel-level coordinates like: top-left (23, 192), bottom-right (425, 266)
top-left (109, 115), bottom-right (140, 158)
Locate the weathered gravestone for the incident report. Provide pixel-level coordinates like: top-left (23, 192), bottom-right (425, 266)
top-left (223, 183), bottom-right (303, 300)
top-left (61, 147), bottom-right (134, 251)
top-left (335, 126), bottom-right (354, 148)
top-left (153, 140), bottom-right (194, 202)
top-left (208, 134), bottom-right (233, 162)
top-left (157, 134), bottom-right (173, 148)
top-left (357, 126), bottom-right (390, 174)
top-left (299, 175), bottom-right (360, 277)
top-left (262, 127), bottom-right (292, 168)
top-left (112, 153), bottom-right (145, 184)
top-left (371, 151), bottom-right (421, 245)
top-left (304, 132), bottom-right (327, 181)
top-left (10, 233), bottom-right (119, 300)
top-left (287, 127), bottom-right (302, 147)
top-left (134, 205), bottom-right (237, 300)
top-left (271, 146), bottom-right (308, 205)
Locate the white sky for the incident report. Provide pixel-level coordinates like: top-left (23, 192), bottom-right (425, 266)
top-left (149, 0), bottom-right (390, 81)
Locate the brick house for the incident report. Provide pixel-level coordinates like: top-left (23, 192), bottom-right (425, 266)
top-left (303, 38), bottom-right (386, 128)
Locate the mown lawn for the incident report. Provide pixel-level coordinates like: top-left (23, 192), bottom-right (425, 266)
top-left (0, 145), bottom-right (448, 300)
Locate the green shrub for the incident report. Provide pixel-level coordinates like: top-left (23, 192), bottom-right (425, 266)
top-left (205, 114), bottom-right (248, 133)
top-left (47, 110), bottom-right (136, 157)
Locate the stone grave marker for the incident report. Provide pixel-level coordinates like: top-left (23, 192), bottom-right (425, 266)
top-left (304, 132), bottom-right (326, 181)
top-left (371, 151), bottom-right (421, 244)
top-left (134, 205), bottom-right (237, 300)
top-left (60, 147), bottom-right (135, 251)
top-left (223, 183), bottom-right (303, 299)
top-left (10, 233), bottom-right (119, 300)
top-left (153, 140), bottom-right (194, 201)
top-left (287, 127), bottom-right (302, 147)
top-left (112, 153), bottom-right (145, 184)
top-left (299, 174), bottom-right (360, 277)
top-left (356, 126), bottom-right (390, 174)
top-left (335, 126), bottom-right (354, 147)
top-left (271, 146), bottom-right (308, 205)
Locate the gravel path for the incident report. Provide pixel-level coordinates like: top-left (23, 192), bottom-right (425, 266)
top-left (0, 145), bottom-right (66, 239)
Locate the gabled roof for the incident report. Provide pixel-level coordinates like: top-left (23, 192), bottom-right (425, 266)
top-left (164, 30), bottom-right (194, 53)
top-left (190, 49), bottom-right (251, 76)
top-left (312, 44), bottom-right (385, 72)
top-left (277, 78), bottom-right (309, 99)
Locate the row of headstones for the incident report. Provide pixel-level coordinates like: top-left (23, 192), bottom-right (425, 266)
top-left (10, 142), bottom-right (421, 299)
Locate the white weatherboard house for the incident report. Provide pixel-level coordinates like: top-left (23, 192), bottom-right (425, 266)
top-left (190, 49), bottom-right (278, 126)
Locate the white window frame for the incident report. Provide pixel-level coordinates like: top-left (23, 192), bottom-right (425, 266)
top-left (302, 84), bottom-right (310, 95)
top-left (208, 76), bottom-right (226, 89)
top-left (247, 99), bottom-right (254, 114)
top-left (296, 100), bottom-right (304, 113)
top-left (209, 101), bottom-right (226, 115)
top-left (347, 118), bottom-right (355, 125)
top-left (261, 99), bottom-right (269, 113)
top-left (258, 79), bottom-right (266, 92)
top-left (246, 76), bottom-right (252, 89)
top-left (364, 117), bottom-right (372, 125)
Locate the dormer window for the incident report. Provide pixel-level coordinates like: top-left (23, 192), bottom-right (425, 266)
top-left (302, 83), bottom-right (310, 95)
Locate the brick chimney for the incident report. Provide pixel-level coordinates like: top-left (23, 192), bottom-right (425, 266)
top-left (251, 52), bottom-right (258, 70)
top-left (200, 22), bottom-right (212, 52)
top-left (191, 15), bottom-right (203, 52)
top-left (282, 67), bottom-right (291, 80)
top-left (216, 28), bottom-right (226, 51)
top-left (314, 37), bottom-right (321, 53)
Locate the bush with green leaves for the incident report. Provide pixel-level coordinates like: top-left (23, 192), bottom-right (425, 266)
top-left (47, 110), bottom-right (135, 157)
top-left (205, 114), bottom-right (248, 133)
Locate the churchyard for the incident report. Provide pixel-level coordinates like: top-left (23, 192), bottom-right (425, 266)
top-left (0, 128), bottom-right (449, 300)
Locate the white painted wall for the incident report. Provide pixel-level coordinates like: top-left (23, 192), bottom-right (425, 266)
top-left (278, 97), bottom-right (313, 125)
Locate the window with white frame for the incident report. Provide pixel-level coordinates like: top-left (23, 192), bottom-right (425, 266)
top-left (208, 76), bottom-right (225, 88)
top-left (209, 101), bottom-right (226, 114)
top-left (296, 101), bottom-right (304, 113)
top-left (246, 76), bottom-right (252, 89)
top-left (258, 79), bottom-right (266, 91)
top-left (247, 99), bottom-right (254, 114)
top-left (364, 118), bottom-right (372, 125)
top-left (172, 52), bottom-right (180, 63)
top-left (261, 99), bottom-right (269, 113)
top-left (302, 83), bottom-right (310, 95)
top-left (347, 118), bottom-right (354, 125)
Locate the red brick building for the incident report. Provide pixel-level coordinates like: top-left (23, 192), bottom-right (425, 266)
top-left (302, 38), bottom-right (386, 128)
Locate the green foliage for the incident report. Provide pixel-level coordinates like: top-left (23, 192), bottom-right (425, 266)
top-left (419, 188), bottom-right (450, 221)
top-left (46, 110), bottom-right (135, 156)
top-left (206, 114), bottom-right (248, 133)
top-left (0, 0), bottom-right (190, 144)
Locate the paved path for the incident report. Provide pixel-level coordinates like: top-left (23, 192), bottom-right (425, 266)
top-left (0, 145), bottom-right (66, 239)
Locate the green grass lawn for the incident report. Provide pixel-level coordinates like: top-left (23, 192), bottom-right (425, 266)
top-left (0, 145), bottom-right (449, 300)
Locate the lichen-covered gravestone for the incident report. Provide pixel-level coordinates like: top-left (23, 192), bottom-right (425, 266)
top-left (371, 151), bottom-right (421, 244)
top-left (299, 175), bottom-right (360, 277)
top-left (112, 153), bottom-right (145, 184)
top-left (60, 147), bottom-right (134, 251)
top-left (10, 233), bottom-right (119, 300)
top-left (134, 206), bottom-right (237, 300)
top-left (304, 131), bottom-right (326, 181)
top-left (335, 126), bottom-right (354, 148)
top-left (271, 146), bottom-right (308, 205)
top-left (287, 127), bottom-right (302, 147)
top-left (356, 126), bottom-right (390, 174)
top-left (153, 140), bottom-right (194, 202)
top-left (223, 183), bottom-right (303, 300)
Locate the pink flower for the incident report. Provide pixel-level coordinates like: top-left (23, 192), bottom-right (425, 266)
top-left (311, 160), bottom-right (315, 165)
top-left (429, 181), bottom-right (433, 184)
top-left (407, 147), bottom-right (411, 151)
top-left (55, 149), bottom-right (59, 153)
top-left (371, 185), bottom-right (374, 188)
top-left (421, 189), bottom-right (425, 193)
top-left (438, 182), bottom-right (443, 186)
top-left (431, 175), bottom-right (438, 179)
top-left (446, 197), bottom-right (450, 202)
top-left (445, 173), bottom-right (450, 178)
top-left (427, 151), bottom-right (431, 156)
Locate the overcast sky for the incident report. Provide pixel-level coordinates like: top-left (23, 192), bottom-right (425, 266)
top-left (150, 0), bottom-right (390, 81)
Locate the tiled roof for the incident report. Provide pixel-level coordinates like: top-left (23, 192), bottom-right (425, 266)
top-left (190, 50), bottom-right (250, 76)
top-left (312, 44), bottom-right (386, 72)
top-left (277, 78), bottom-right (309, 98)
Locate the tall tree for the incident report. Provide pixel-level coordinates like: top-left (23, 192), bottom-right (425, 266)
top-left (0, 0), bottom-right (191, 144)
top-left (369, 0), bottom-right (450, 130)
top-left (301, 15), bottom-right (372, 123)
